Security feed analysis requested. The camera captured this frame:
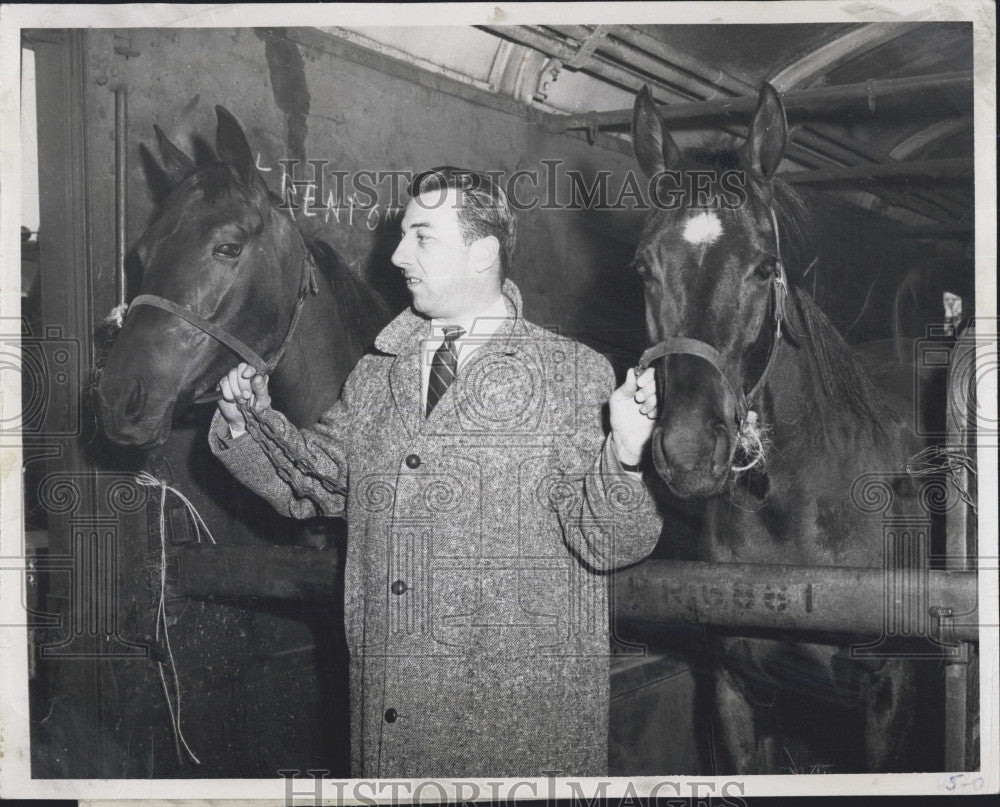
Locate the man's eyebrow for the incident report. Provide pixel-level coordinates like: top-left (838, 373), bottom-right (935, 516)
top-left (402, 220), bottom-right (432, 234)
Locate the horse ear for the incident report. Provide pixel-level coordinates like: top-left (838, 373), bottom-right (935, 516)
top-left (215, 105), bottom-right (263, 191)
top-left (153, 124), bottom-right (196, 186)
top-left (632, 85), bottom-right (682, 178)
top-left (742, 82), bottom-right (787, 181)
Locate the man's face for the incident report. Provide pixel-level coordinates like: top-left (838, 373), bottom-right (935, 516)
top-left (392, 187), bottom-right (480, 320)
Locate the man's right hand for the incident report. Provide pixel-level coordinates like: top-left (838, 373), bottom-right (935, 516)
top-left (217, 362), bottom-right (271, 435)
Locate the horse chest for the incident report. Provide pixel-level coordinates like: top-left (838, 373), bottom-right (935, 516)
top-left (707, 475), bottom-right (876, 566)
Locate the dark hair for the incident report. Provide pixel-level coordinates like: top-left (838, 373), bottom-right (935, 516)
top-left (409, 166), bottom-right (516, 277)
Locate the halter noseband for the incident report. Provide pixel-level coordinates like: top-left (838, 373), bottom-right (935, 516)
top-left (126, 232), bottom-right (318, 404)
top-left (635, 207), bottom-right (788, 430)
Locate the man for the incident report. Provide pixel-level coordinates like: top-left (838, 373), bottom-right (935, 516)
top-left (210, 167), bottom-right (662, 778)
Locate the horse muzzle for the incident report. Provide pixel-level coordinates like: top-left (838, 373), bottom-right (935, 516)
top-left (96, 374), bottom-right (175, 447)
top-left (651, 420), bottom-right (733, 498)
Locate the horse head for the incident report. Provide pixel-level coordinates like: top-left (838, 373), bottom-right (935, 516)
top-left (97, 106), bottom-right (313, 447)
top-left (631, 83), bottom-right (793, 498)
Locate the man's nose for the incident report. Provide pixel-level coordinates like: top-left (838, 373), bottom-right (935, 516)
top-left (391, 239), bottom-right (409, 269)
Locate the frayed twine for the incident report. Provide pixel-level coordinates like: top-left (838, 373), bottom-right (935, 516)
top-left (104, 303), bottom-right (129, 330)
top-left (731, 410), bottom-right (770, 474)
top-left (135, 472), bottom-right (217, 766)
top-left (905, 444), bottom-right (977, 513)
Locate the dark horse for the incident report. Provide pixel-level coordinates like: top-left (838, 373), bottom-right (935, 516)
top-left (97, 106), bottom-right (390, 445)
top-left (90, 108), bottom-right (390, 775)
top-left (631, 84), bottom-right (924, 773)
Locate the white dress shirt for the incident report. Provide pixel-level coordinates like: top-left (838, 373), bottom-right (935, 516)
top-left (420, 293), bottom-right (510, 405)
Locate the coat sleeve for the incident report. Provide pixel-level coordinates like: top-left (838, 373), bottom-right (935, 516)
top-left (207, 359), bottom-right (368, 519)
top-left (553, 350), bottom-right (662, 572)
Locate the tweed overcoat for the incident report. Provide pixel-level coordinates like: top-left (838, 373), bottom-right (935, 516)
top-left (209, 280), bottom-right (662, 778)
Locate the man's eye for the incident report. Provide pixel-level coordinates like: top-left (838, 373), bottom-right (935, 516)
top-left (213, 243), bottom-right (243, 259)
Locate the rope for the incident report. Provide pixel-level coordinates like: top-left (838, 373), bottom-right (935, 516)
top-left (731, 410), bottom-right (767, 473)
top-left (135, 472), bottom-right (217, 766)
top-left (905, 444), bottom-right (978, 513)
top-left (104, 303), bottom-right (129, 330)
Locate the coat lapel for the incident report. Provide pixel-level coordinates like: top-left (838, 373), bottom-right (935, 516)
top-left (377, 306), bottom-right (428, 440)
top-left (387, 348), bottom-right (425, 439)
top-left (375, 280), bottom-right (527, 438)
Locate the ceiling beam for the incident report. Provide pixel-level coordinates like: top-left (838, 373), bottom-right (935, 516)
top-left (767, 22), bottom-right (928, 91)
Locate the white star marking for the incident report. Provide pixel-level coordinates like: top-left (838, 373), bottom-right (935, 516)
top-left (683, 211), bottom-right (723, 246)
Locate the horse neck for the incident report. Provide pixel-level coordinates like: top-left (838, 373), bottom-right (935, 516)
top-left (268, 257), bottom-right (364, 428)
top-left (758, 289), bottom-right (881, 471)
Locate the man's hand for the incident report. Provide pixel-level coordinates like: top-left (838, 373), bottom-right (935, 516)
top-left (217, 362), bottom-right (271, 436)
top-left (609, 367), bottom-right (658, 467)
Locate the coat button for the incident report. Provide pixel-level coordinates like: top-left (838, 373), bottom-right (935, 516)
top-left (384, 708), bottom-right (398, 724)
top-left (390, 579), bottom-right (408, 595)
top-left (405, 453), bottom-right (421, 469)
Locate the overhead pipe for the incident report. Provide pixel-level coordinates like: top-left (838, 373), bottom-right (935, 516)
top-left (549, 72), bottom-right (973, 131)
top-left (483, 25), bottom-right (959, 223)
top-left (483, 24), bottom-right (831, 172)
top-left (546, 24), bottom-right (726, 101)
top-left (783, 157), bottom-right (973, 185)
top-left (479, 25), bottom-right (685, 102)
top-left (610, 24), bottom-right (759, 95)
top-left (544, 24), bottom-right (966, 220)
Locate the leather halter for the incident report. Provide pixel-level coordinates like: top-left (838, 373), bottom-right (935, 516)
top-left (635, 207), bottom-right (788, 429)
top-left (127, 234), bottom-right (318, 404)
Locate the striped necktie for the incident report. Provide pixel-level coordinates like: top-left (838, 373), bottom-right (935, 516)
top-left (426, 325), bottom-right (465, 417)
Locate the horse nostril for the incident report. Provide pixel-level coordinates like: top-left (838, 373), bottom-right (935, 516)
top-left (123, 375), bottom-right (147, 424)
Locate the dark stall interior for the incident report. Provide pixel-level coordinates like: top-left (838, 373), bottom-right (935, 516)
top-left (17, 22), bottom-right (977, 779)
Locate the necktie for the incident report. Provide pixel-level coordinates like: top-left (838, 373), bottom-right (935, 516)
top-left (426, 325), bottom-right (464, 417)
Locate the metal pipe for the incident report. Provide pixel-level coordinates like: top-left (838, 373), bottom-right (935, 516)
top-left (616, 560), bottom-right (979, 643)
top-left (943, 327), bottom-right (979, 770)
top-left (550, 72), bottom-right (972, 132)
top-left (783, 157), bottom-right (972, 185)
top-left (175, 547), bottom-right (979, 646)
top-left (114, 85), bottom-right (127, 308)
top-left (175, 544), bottom-right (340, 600)
top-left (481, 24), bottom-right (834, 175)
top-left (609, 24), bottom-right (749, 96)
top-left (552, 24), bottom-right (964, 219)
top-left (479, 25), bottom-right (689, 101)
top-left (547, 24), bottom-right (723, 100)
top-left (488, 25), bottom-right (958, 222)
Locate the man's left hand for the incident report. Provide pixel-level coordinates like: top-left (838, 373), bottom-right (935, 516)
top-left (609, 367), bottom-right (658, 467)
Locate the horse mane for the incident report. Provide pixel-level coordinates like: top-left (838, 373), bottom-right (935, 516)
top-left (789, 284), bottom-right (902, 436)
top-left (306, 237), bottom-right (391, 353)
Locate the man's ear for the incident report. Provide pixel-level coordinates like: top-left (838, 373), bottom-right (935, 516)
top-left (469, 235), bottom-right (500, 273)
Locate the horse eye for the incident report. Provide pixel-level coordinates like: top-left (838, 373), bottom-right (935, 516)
top-left (213, 242), bottom-right (243, 259)
top-left (633, 259), bottom-right (649, 278)
top-left (755, 257), bottom-right (777, 279)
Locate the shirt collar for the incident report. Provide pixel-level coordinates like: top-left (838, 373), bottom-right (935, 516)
top-left (430, 293), bottom-right (509, 342)
top-left (375, 278), bottom-right (525, 356)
